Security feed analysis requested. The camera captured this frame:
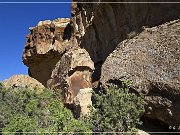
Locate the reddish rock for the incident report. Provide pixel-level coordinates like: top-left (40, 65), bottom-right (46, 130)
top-left (47, 49), bottom-right (94, 105)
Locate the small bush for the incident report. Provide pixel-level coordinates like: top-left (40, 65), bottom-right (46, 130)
top-left (84, 82), bottom-right (145, 134)
top-left (0, 85), bottom-right (91, 134)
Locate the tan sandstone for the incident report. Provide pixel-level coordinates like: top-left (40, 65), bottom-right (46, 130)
top-left (2, 75), bottom-right (45, 93)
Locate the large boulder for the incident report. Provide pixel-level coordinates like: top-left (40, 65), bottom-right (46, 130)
top-left (2, 75), bottom-right (45, 92)
top-left (22, 18), bottom-right (77, 86)
top-left (47, 49), bottom-right (94, 107)
top-left (101, 20), bottom-right (180, 128)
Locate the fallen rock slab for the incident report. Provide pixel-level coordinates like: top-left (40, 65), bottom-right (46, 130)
top-left (101, 20), bottom-right (180, 128)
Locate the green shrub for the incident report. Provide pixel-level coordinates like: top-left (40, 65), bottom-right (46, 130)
top-left (0, 85), bottom-right (91, 134)
top-left (0, 81), bottom-right (144, 135)
top-left (84, 82), bottom-right (145, 134)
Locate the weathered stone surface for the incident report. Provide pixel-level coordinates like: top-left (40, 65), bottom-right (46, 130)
top-left (72, 0), bottom-right (180, 81)
top-left (23, 18), bottom-right (71, 62)
top-left (22, 18), bottom-right (77, 86)
top-left (2, 75), bottom-right (45, 91)
top-left (20, 0), bottom-right (180, 126)
top-left (22, 16), bottom-right (94, 115)
top-left (101, 20), bottom-right (180, 127)
top-left (47, 49), bottom-right (94, 105)
top-left (73, 88), bottom-right (92, 117)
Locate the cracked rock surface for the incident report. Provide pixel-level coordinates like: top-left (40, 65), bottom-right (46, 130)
top-left (22, 18), bottom-right (77, 86)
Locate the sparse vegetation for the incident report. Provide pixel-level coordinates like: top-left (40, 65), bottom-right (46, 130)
top-left (0, 81), bottom-right (144, 135)
top-left (83, 82), bottom-right (145, 134)
top-left (0, 84), bottom-right (91, 134)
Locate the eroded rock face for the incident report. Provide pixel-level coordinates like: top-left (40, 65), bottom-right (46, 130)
top-left (72, 0), bottom-right (180, 81)
top-left (23, 18), bottom-right (71, 62)
top-left (22, 16), bottom-right (94, 115)
top-left (21, 0), bottom-right (180, 122)
top-left (47, 49), bottom-right (94, 106)
top-left (2, 75), bottom-right (45, 92)
top-left (22, 18), bottom-right (77, 86)
top-left (101, 20), bottom-right (180, 128)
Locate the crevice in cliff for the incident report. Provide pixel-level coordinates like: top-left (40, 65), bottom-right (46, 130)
top-left (63, 22), bottom-right (73, 41)
top-left (68, 66), bottom-right (93, 77)
top-left (92, 61), bottom-right (103, 82)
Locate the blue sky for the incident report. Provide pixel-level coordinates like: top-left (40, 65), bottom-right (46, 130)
top-left (0, 0), bottom-right (71, 81)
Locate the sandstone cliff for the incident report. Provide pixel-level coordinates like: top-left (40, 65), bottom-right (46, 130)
top-left (22, 0), bottom-right (180, 129)
top-left (72, 0), bottom-right (180, 81)
top-left (22, 18), bottom-right (94, 116)
top-left (23, 18), bottom-right (76, 86)
top-left (71, 0), bottom-right (180, 128)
